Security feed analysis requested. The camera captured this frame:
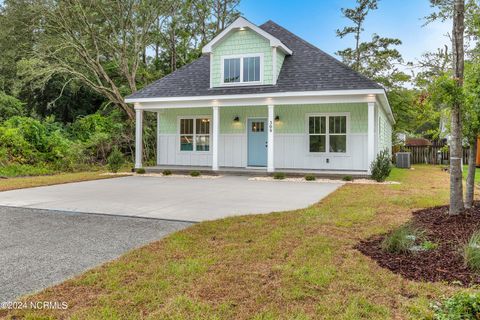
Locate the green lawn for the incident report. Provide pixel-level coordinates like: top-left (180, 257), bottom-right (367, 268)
top-left (1, 165), bottom-right (472, 319)
top-left (0, 169), bottom-right (130, 192)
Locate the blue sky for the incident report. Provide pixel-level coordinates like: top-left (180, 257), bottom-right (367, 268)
top-left (239, 0), bottom-right (451, 75)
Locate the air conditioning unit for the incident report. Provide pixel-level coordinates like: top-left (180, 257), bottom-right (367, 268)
top-left (396, 152), bottom-right (411, 169)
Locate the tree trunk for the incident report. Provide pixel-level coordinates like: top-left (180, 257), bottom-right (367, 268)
top-left (465, 138), bottom-right (477, 208)
top-left (449, 0), bottom-right (465, 215)
top-left (355, 22), bottom-right (361, 71)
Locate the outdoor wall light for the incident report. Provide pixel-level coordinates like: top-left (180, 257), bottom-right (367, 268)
top-left (233, 116), bottom-right (240, 122)
top-left (275, 115), bottom-right (280, 121)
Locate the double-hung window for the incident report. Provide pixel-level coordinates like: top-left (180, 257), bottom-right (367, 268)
top-left (222, 54), bottom-right (262, 84)
top-left (180, 117), bottom-right (210, 152)
top-left (308, 115), bottom-right (347, 153)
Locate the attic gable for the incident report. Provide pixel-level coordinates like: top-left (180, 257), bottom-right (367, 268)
top-left (202, 17), bottom-right (292, 55)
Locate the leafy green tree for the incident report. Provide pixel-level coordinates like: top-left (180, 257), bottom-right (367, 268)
top-left (0, 0), bottom-right (42, 94)
top-left (336, 0), bottom-right (409, 89)
top-left (336, 0), bottom-right (378, 72)
top-left (0, 92), bottom-right (24, 121)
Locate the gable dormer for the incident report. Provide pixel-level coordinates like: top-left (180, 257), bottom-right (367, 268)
top-left (202, 17), bottom-right (292, 88)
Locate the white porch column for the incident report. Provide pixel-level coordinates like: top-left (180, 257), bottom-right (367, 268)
top-left (156, 111), bottom-right (161, 165)
top-left (212, 106), bottom-right (219, 171)
top-left (267, 104), bottom-right (275, 172)
top-left (134, 106), bottom-right (143, 169)
top-left (367, 102), bottom-right (375, 174)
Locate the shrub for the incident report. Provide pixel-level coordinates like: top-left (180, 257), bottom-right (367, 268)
top-left (342, 175), bottom-right (353, 181)
top-left (381, 224), bottom-right (424, 254)
top-left (107, 147), bottom-right (124, 173)
top-left (163, 170), bottom-right (172, 176)
top-left (370, 149), bottom-right (392, 182)
top-left (433, 292), bottom-right (480, 320)
top-left (305, 174), bottom-right (316, 181)
top-left (190, 170), bottom-right (201, 177)
top-left (421, 241), bottom-right (438, 251)
top-left (273, 172), bottom-right (285, 180)
top-left (0, 92), bottom-right (24, 122)
top-left (136, 168), bottom-right (146, 174)
top-left (464, 231), bottom-right (480, 272)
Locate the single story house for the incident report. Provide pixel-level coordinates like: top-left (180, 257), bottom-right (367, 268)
top-left (126, 17), bottom-right (393, 175)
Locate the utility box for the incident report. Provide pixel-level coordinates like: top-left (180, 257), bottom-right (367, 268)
top-left (396, 152), bottom-right (411, 169)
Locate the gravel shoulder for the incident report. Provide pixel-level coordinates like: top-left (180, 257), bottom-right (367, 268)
top-left (0, 206), bottom-right (192, 302)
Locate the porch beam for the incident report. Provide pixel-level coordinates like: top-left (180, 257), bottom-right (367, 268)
top-left (267, 104), bottom-right (275, 172)
top-left (367, 102), bottom-right (375, 174)
top-left (212, 106), bottom-right (219, 170)
top-left (135, 106), bottom-right (143, 169)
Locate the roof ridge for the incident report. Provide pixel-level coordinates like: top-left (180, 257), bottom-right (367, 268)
top-left (260, 20), bottom-right (383, 90)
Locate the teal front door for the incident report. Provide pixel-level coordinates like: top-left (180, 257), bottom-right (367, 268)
top-left (247, 118), bottom-right (268, 167)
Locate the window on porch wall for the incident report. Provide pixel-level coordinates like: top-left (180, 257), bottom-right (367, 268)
top-left (308, 115), bottom-right (347, 153)
top-left (180, 118), bottom-right (210, 151)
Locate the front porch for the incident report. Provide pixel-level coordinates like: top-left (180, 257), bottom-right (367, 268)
top-left (131, 92), bottom-right (386, 175)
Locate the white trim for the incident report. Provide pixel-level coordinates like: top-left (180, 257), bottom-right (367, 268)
top-left (177, 115), bottom-right (212, 153)
top-left (212, 106), bottom-right (219, 170)
top-left (127, 89), bottom-right (386, 103)
top-left (128, 90), bottom-right (394, 126)
top-left (367, 102), bottom-right (375, 173)
top-left (267, 105), bottom-right (275, 172)
top-left (156, 111), bottom-right (161, 165)
top-left (305, 112), bottom-right (350, 156)
top-left (135, 108), bottom-right (143, 169)
top-left (202, 17), bottom-right (292, 55)
top-left (220, 53), bottom-right (264, 86)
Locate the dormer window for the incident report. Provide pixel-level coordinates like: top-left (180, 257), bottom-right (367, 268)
top-left (221, 54), bottom-right (263, 86)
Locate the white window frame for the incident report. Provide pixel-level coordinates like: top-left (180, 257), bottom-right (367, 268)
top-left (306, 113), bottom-right (350, 155)
top-left (220, 53), bottom-right (264, 86)
top-left (177, 115), bottom-right (212, 153)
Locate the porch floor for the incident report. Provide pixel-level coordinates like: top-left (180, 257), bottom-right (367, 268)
top-left (145, 165), bottom-right (369, 178)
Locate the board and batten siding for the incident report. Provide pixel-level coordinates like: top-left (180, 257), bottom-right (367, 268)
top-left (378, 105), bottom-right (392, 153)
top-left (211, 29), bottom-right (274, 87)
top-left (156, 103), bottom-right (371, 170)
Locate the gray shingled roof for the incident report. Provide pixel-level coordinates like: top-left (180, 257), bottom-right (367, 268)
top-left (127, 20), bottom-right (383, 100)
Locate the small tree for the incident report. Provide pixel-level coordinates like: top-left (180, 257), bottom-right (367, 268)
top-left (463, 62), bottom-right (480, 208)
top-left (370, 149), bottom-right (392, 182)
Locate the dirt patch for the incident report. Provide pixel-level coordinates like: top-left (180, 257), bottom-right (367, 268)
top-left (356, 203), bottom-right (480, 286)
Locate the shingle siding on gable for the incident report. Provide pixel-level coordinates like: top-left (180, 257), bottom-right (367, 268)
top-left (211, 29), bottom-right (273, 86)
top-left (275, 50), bottom-right (285, 82)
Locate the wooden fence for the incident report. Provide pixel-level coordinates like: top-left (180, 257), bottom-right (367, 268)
top-left (393, 146), bottom-right (471, 165)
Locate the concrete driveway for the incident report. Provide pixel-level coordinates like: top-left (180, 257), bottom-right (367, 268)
top-left (0, 175), bottom-right (342, 222)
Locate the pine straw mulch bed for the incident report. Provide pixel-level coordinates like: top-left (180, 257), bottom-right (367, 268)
top-left (356, 203), bottom-right (480, 286)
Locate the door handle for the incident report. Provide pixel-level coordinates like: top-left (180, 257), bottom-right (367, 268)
top-left (265, 142), bottom-right (268, 148)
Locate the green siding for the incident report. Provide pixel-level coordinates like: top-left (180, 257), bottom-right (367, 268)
top-left (275, 103), bottom-right (368, 134)
top-left (220, 106), bottom-right (267, 134)
top-left (275, 50), bottom-right (285, 80)
top-left (158, 108), bottom-right (212, 134)
top-left (211, 29), bottom-right (273, 86)
top-left (378, 106), bottom-right (392, 151)
top-left (158, 103), bottom-right (368, 135)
